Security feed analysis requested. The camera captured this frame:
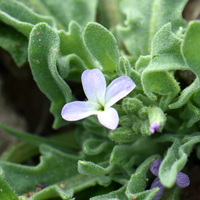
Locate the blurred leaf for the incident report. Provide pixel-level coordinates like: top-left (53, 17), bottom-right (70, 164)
top-left (0, 24), bottom-right (28, 66)
top-left (0, 0), bottom-right (55, 36)
top-left (0, 142), bottom-right (39, 164)
top-left (117, 0), bottom-right (187, 59)
top-left (41, 0), bottom-right (98, 30)
top-left (28, 22), bottom-right (72, 129)
top-left (182, 21), bottom-right (200, 79)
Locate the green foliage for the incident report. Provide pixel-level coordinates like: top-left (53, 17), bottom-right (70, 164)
top-left (1, 0), bottom-right (200, 199)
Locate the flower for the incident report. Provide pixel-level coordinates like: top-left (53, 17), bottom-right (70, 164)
top-left (61, 69), bottom-right (136, 130)
top-left (150, 158), bottom-right (190, 200)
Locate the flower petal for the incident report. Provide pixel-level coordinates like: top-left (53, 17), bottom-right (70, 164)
top-left (176, 172), bottom-right (190, 188)
top-left (105, 76), bottom-right (136, 109)
top-left (150, 159), bottom-right (163, 176)
top-left (82, 69), bottom-right (106, 105)
top-left (97, 107), bottom-right (119, 130)
top-left (150, 177), bottom-right (165, 200)
top-left (61, 101), bottom-right (99, 121)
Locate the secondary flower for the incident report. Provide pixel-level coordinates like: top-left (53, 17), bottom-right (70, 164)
top-left (61, 69), bottom-right (136, 130)
top-left (150, 158), bottom-right (190, 200)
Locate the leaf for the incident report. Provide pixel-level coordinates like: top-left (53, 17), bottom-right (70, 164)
top-left (0, 122), bottom-right (70, 152)
top-left (169, 22), bottom-right (200, 110)
top-left (0, 24), bottom-right (28, 66)
top-left (0, 0), bottom-right (55, 36)
top-left (58, 21), bottom-right (98, 72)
top-left (21, 185), bottom-right (74, 200)
top-left (41, 0), bottom-right (98, 30)
top-left (125, 155), bottom-right (160, 200)
top-left (142, 70), bottom-right (180, 110)
top-left (0, 142), bottom-right (39, 164)
top-left (135, 55), bottom-right (151, 74)
top-left (84, 22), bottom-right (119, 72)
top-left (90, 185), bottom-right (128, 200)
top-left (83, 139), bottom-right (112, 155)
top-left (169, 79), bottom-right (200, 109)
top-left (28, 22), bottom-right (72, 129)
top-left (117, 0), bottom-right (187, 59)
top-left (180, 101), bottom-right (200, 127)
top-left (0, 144), bottom-right (108, 197)
top-left (78, 160), bottom-right (112, 177)
top-left (158, 134), bottom-right (200, 188)
top-left (182, 21), bottom-right (200, 79)
top-left (0, 167), bottom-right (19, 200)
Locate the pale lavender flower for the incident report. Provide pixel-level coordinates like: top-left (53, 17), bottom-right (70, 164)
top-left (61, 69), bottom-right (136, 130)
top-left (150, 159), bottom-right (190, 200)
top-left (150, 121), bottom-right (160, 133)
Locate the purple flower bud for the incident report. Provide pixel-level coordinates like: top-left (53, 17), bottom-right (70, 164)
top-left (150, 121), bottom-right (160, 133)
top-left (176, 172), bottom-right (190, 188)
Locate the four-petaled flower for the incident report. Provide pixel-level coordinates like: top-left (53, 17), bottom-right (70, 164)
top-left (61, 69), bottom-right (136, 130)
top-left (150, 158), bottom-right (190, 200)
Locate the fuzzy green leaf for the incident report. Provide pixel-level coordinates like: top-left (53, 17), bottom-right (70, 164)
top-left (84, 22), bottom-right (119, 72)
top-left (0, 167), bottom-right (19, 200)
top-left (28, 22), bottom-right (72, 129)
top-left (78, 160), bottom-right (112, 177)
top-left (125, 156), bottom-right (160, 199)
top-left (83, 139), bottom-right (111, 155)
